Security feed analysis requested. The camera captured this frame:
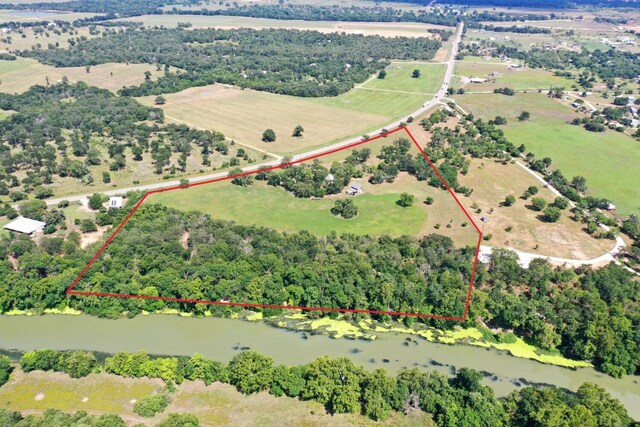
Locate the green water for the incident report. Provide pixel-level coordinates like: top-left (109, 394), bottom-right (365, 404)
top-left (0, 314), bottom-right (638, 418)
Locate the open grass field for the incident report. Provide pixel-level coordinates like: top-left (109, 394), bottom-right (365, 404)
top-left (148, 135), bottom-right (477, 246)
top-left (118, 14), bottom-right (448, 38)
top-left (138, 83), bottom-right (426, 156)
top-left (360, 62), bottom-right (446, 94)
top-left (458, 159), bottom-right (612, 259)
top-left (0, 26), bottom-right (96, 52)
top-left (455, 93), bottom-right (640, 216)
top-left (0, 58), bottom-right (175, 94)
top-left (0, 369), bottom-right (436, 426)
top-left (0, 10), bottom-right (98, 23)
top-left (0, 370), bottom-right (162, 422)
top-left (455, 61), bottom-right (574, 91)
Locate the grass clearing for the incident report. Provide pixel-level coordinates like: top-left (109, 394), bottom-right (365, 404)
top-left (0, 10), bottom-right (98, 23)
top-left (455, 61), bottom-right (574, 91)
top-left (361, 62), bottom-right (446, 94)
top-left (117, 14), bottom-right (448, 38)
top-left (138, 84), bottom-right (424, 156)
top-left (456, 93), bottom-right (640, 216)
top-left (0, 370), bottom-right (162, 418)
top-left (0, 58), bottom-right (175, 94)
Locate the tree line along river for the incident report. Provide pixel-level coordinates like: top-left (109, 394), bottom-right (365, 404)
top-left (0, 314), bottom-right (638, 419)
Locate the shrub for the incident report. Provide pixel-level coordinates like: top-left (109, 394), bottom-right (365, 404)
top-left (396, 193), bottom-right (415, 207)
top-left (530, 197), bottom-right (547, 212)
top-left (331, 199), bottom-right (358, 219)
top-left (134, 394), bottom-right (169, 418)
top-left (503, 195), bottom-right (516, 207)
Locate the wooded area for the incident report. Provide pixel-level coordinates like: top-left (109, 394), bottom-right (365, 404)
top-left (22, 28), bottom-right (441, 97)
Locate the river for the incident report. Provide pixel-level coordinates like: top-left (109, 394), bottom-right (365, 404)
top-left (0, 314), bottom-right (638, 418)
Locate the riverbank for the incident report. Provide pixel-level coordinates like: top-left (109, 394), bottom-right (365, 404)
top-left (3, 308), bottom-right (591, 369)
top-left (257, 312), bottom-right (592, 369)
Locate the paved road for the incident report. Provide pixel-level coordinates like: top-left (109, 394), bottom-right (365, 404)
top-left (41, 22), bottom-right (465, 207)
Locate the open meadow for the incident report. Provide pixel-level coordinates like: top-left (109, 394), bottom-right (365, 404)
top-left (361, 62), bottom-right (446, 94)
top-left (0, 58), bottom-right (175, 94)
top-left (138, 77), bottom-right (429, 156)
top-left (117, 14), bottom-right (449, 38)
top-left (0, 369), bottom-right (435, 427)
top-left (455, 93), bottom-right (640, 216)
top-left (0, 10), bottom-right (98, 23)
top-left (454, 60), bottom-right (575, 91)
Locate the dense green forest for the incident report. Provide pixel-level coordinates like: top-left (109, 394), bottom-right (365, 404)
top-left (22, 28), bottom-right (441, 97)
top-left (6, 349), bottom-right (633, 425)
top-left (0, 82), bottom-right (230, 198)
top-left (0, 0), bottom-right (197, 18)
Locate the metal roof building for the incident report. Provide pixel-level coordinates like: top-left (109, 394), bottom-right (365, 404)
top-left (3, 217), bottom-right (46, 234)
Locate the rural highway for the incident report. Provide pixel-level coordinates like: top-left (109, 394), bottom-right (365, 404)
top-left (41, 22), bottom-right (465, 207)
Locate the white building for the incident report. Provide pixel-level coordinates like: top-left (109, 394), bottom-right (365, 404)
top-left (3, 217), bottom-right (46, 234)
top-left (108, 196), bottom-right (123, 209)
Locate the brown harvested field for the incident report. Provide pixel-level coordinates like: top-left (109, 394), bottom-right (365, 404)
top-left (118, 14), bottom-right (449, 38)
top-left (457, 159), bottom-right (612, 259)
top-left (167, 380), bottom-right (436, 427)
top-left (0, 58), bottom-right (177, 94)
top-left (138, 84), bottom-right (392, 156)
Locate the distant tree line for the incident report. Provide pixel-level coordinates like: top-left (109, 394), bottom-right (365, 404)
top-left (22, 27), bottom-right (442, 98)
top-left (6, 349), bottom-right (633, 425)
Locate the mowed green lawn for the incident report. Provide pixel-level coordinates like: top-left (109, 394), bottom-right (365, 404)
top-left (456, 93), bottom-right (640, 216)
top-left (149, 181), bottom-right (428, 237)
top-left (361, 62), bottom-right (447, 94)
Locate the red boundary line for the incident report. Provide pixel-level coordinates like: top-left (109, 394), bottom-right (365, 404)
top-left (66, 127), bottom-right (482, 321)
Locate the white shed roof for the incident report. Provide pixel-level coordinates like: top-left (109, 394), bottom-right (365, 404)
top-left (3, 216), bottom-right (46, 234)
top-left (109, 196), bottom-right (123, 208)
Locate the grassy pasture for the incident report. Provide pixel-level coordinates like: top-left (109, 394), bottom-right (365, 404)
top-left (118, 14), bottom-right (448, 38)
top-left (0, 58), bottom-right (174, 94)
top-left (0, 26), bottom-right (96, 52)
top-left (0, 370), bottom-right (162, 418)
top-left (148, 136), bottom-right (477, 246)
top-left (455, 93), bottom-right (640, 216)
top-left (361, 62), bottom-right (446, 94)
top-left (138, 83), bottom-right (426, 156)
top-left (455, 61), bottom-right (574, 91)
top-left (0, 10), bottom-right (98, 22)
top-left (458, 159), bottom-right (612, 259)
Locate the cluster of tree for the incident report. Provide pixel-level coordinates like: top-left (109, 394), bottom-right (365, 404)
top-left (0, 82), bottom-right (229, 196)
top-left (20, 349), bottom-right (98, 378)
top-left (436, 0), bottom-right (638, 8)
top-left (256, 159), bottom-right (361, 198)
top-left (0, 356), bottom-right (11, 388)
top-left (476, 24), bottom-right (552, 34)
top-left (23, 27), bottom-right (441, 98)
top-left (0, 408), bottom-right (199, 427)
top-left (473, 254), bottom-right (639, 377)
top-left (10, 348), bottom-right (634, 425)
top-left (494, 87), bottom-right (516, 96)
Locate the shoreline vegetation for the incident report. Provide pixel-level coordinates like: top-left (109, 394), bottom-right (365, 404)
top-left (3, 308), bottom-right (592, 370)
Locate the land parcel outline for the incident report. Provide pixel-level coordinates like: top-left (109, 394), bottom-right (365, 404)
top-left (66, 127), bottom-right (482, 321)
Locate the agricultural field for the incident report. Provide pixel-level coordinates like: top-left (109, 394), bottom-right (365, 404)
top-left (118, 14), bottom-right (448, 38)
top-left (454, 61), bottom-right (574, 91)
top-left (138, 82), bottom-right (427, 156)
top-left (0, 58), bottom-right (175, 94)
top-left (455, 92), bottom-right (640, 216)
top-left (0, 10), bottom-right (98, 23)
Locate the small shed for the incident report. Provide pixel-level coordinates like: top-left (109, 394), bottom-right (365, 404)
top-left (3, 217), bottom-right (46, 234)
top-left (324, 173), bottom-right (335, 183)
top-left (108, 196), bottom-right (123, 209)
top-left (347, 183), bottom-right (362, 196)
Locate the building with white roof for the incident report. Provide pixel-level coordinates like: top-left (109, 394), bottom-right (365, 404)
top-left (3, 217), bottom-right (46, 234)
top-left (108, 197), bottom-right (123, 209)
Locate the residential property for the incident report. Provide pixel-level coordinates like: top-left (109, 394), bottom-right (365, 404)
top-left (108, 196), bottom-right (124, 209)
top-left (3, 217), bottom-right (46, 235)
top-left (469, 77), bottom-right (487, 84)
